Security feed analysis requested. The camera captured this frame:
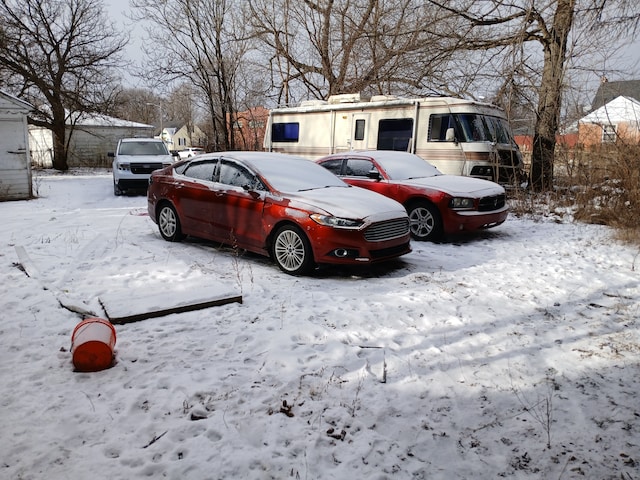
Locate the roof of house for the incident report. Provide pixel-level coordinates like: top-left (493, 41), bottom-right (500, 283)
top-left (68, 111), bottom-right (153, 128)
top-left (0, 90), bottom-right (33, 112)
top-left (580, 95), bottom-right (640, 124)
top-left (590, 79), bottom-right (640, 111)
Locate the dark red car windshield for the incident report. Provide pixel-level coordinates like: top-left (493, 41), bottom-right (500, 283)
top-left (248, 156), bottom-right (347, 193)
top-left (359, 152), bottom-right (442, 181)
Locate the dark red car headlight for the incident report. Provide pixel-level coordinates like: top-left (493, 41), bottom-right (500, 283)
top-left (448, 197), bottom-right (475, 210)
top-left (309, 214), bottom-right (364, 229)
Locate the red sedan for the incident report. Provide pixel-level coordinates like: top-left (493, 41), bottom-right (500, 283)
top-left (317, 151), bottom-right (508, 241)
top-left (147, 152), bottom-right (411, 275)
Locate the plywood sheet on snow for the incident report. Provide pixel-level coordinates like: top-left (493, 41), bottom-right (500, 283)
top-left (99, 281), bottom-right (242, 324)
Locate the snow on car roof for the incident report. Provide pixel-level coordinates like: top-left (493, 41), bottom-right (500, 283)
top-left (220, 151), bottom-right (347, 192)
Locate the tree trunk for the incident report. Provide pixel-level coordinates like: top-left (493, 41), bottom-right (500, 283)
top-left (209, 104), bottom-right (222, 151)
top-left (50, 113), bottom-right (69, 171)
top-left (530, 0), bottom-right (575, 191)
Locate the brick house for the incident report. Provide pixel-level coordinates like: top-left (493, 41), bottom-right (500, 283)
top-left (578, 95), bottom-right (640, 147)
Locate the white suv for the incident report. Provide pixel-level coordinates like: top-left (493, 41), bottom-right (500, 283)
top-left (177, 147), bottom-right (204, 160)
top-left (109, 138), bottom-right (174, 195)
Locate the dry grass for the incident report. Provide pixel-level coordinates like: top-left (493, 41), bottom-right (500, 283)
top-left (509, 142), bottom-right (640, 244)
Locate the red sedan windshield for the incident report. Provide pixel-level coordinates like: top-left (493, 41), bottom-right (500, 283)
top-left (249, 155), bottom-right (347, 192)
top-left (366, 151), bottom-right (442, 180)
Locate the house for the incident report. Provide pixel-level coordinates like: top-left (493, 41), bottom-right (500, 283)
top-left (157, 109), bottom-right (267, 153)
top-left (30, 113), bottom-right (154, 168)
top-left (0, 90), bottom-right (33, 200)
top-left (230, 106), bottom-right (269, 151)
top-left (513, 131), bottom-right (579, 170)
top-left (161, 123), bottom-right (207, 152)
top-left (590, 78), bottom-right (640, 111)
top-left (578, 95), bottom-right (640, 148)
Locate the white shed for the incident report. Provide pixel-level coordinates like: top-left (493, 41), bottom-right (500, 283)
top-left (0, 91), bottom-right (33, 200)
top-left (30, 112), bottom-right (155, 168)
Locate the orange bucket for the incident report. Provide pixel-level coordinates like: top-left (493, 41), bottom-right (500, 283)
top-left (71, 318), bottom-right (116, 372)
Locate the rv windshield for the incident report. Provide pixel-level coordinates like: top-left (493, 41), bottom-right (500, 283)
top-left (454, 114), bottom-right (514, 145)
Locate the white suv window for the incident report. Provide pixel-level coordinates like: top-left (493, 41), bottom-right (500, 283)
top-left (119, 141), bottom-right (169, 155)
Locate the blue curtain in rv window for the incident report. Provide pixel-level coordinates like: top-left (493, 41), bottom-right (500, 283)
top-left (272, 122), bottom-right (300, 142)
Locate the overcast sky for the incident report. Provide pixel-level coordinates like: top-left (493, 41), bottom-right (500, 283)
top-left (104, 0), bottom-right (640, 99)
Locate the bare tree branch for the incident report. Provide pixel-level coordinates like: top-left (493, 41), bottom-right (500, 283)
top-left (425, 0), bottom-right (640, 191)
top-left (0, 0), bottom-right (128, 170)
top-left (249, 0), bottom-right (457, 102)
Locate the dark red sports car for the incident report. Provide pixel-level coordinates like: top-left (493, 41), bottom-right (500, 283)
top-left (317, 151), bottom-right (508, 241)
top-left (147, 151), bottom-right (411, 275)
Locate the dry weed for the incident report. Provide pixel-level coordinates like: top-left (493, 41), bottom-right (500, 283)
top-left (509, 142), bottom-right (640, 244)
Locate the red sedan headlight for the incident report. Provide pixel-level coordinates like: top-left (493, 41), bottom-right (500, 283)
top-left (448, 197), bottom-right (475, 210)
top-left (309, 214), bottom-right (364, 229)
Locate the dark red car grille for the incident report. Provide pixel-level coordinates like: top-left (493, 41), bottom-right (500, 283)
top-left (364, 218), bottom-right (410, 242)
top-left (478, 194), bottom-right (506, 212)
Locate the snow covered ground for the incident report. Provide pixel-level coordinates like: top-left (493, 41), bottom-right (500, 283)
top-left (1, 169), bottom-right (639, 479)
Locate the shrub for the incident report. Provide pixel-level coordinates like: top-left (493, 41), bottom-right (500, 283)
top-left (571, 143), bottom-right (640, 240)
top-left (509, 142), bottom-right (640, 243)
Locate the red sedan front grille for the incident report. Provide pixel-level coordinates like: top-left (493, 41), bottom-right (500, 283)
top-left (478, 194), bottom-right (506, 212)
top-left (364, 218), bottom-right (410, 242)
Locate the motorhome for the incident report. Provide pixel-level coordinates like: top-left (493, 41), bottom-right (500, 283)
top-left (263, 94), bottom-right (524, 184)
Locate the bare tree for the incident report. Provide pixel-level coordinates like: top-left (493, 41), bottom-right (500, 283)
top-left (164, 84), bottom-right (201, 131)
top-left (249, 0), bottom-right (458, 105)
top-left (111, 88), bottom-right (164, 126)
top-left (0, 0), bottom-right (128, 171)
top-left (111, 84), bottom-right (206, 146)
top-left (130, 0), bottom-right (256, 150)
top-left (426, 0), bottom-right (640, 190)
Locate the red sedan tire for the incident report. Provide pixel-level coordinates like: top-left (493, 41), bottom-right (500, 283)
top-left (157, 203), bottom-right (186, 242)
top-left (407, 201), bottom-right (442, 242)
top-left (271, 224), bottom-right (315, 275)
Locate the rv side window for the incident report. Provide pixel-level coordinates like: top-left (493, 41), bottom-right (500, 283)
top-left (271, 122), bottom-right (300, 143)
top-left (354, 119), bottom-right (366, 141)
top-left (428, 114), bottom-right (455, 141)
top-left (377, 118), bottom-right (413, 151)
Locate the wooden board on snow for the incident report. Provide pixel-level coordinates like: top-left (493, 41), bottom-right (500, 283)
top-left (99, 283), bottom-right (242, 324)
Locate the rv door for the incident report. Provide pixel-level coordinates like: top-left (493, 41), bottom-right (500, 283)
top-left (350, 113), bottom-right (370, 151)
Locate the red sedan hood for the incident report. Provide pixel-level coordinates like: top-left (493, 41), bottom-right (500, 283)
top-left (402, 175), bottom-right (505, 197)
top-left (287, 186), bottom-right (406, 221)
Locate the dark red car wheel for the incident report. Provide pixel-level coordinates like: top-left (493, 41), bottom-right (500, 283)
top-left (408, 201), bottom-right (442, 241)
top-left (271, 225), bottom-right (314, 275)
top-left (157, 203), bottom-right (186, 242)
